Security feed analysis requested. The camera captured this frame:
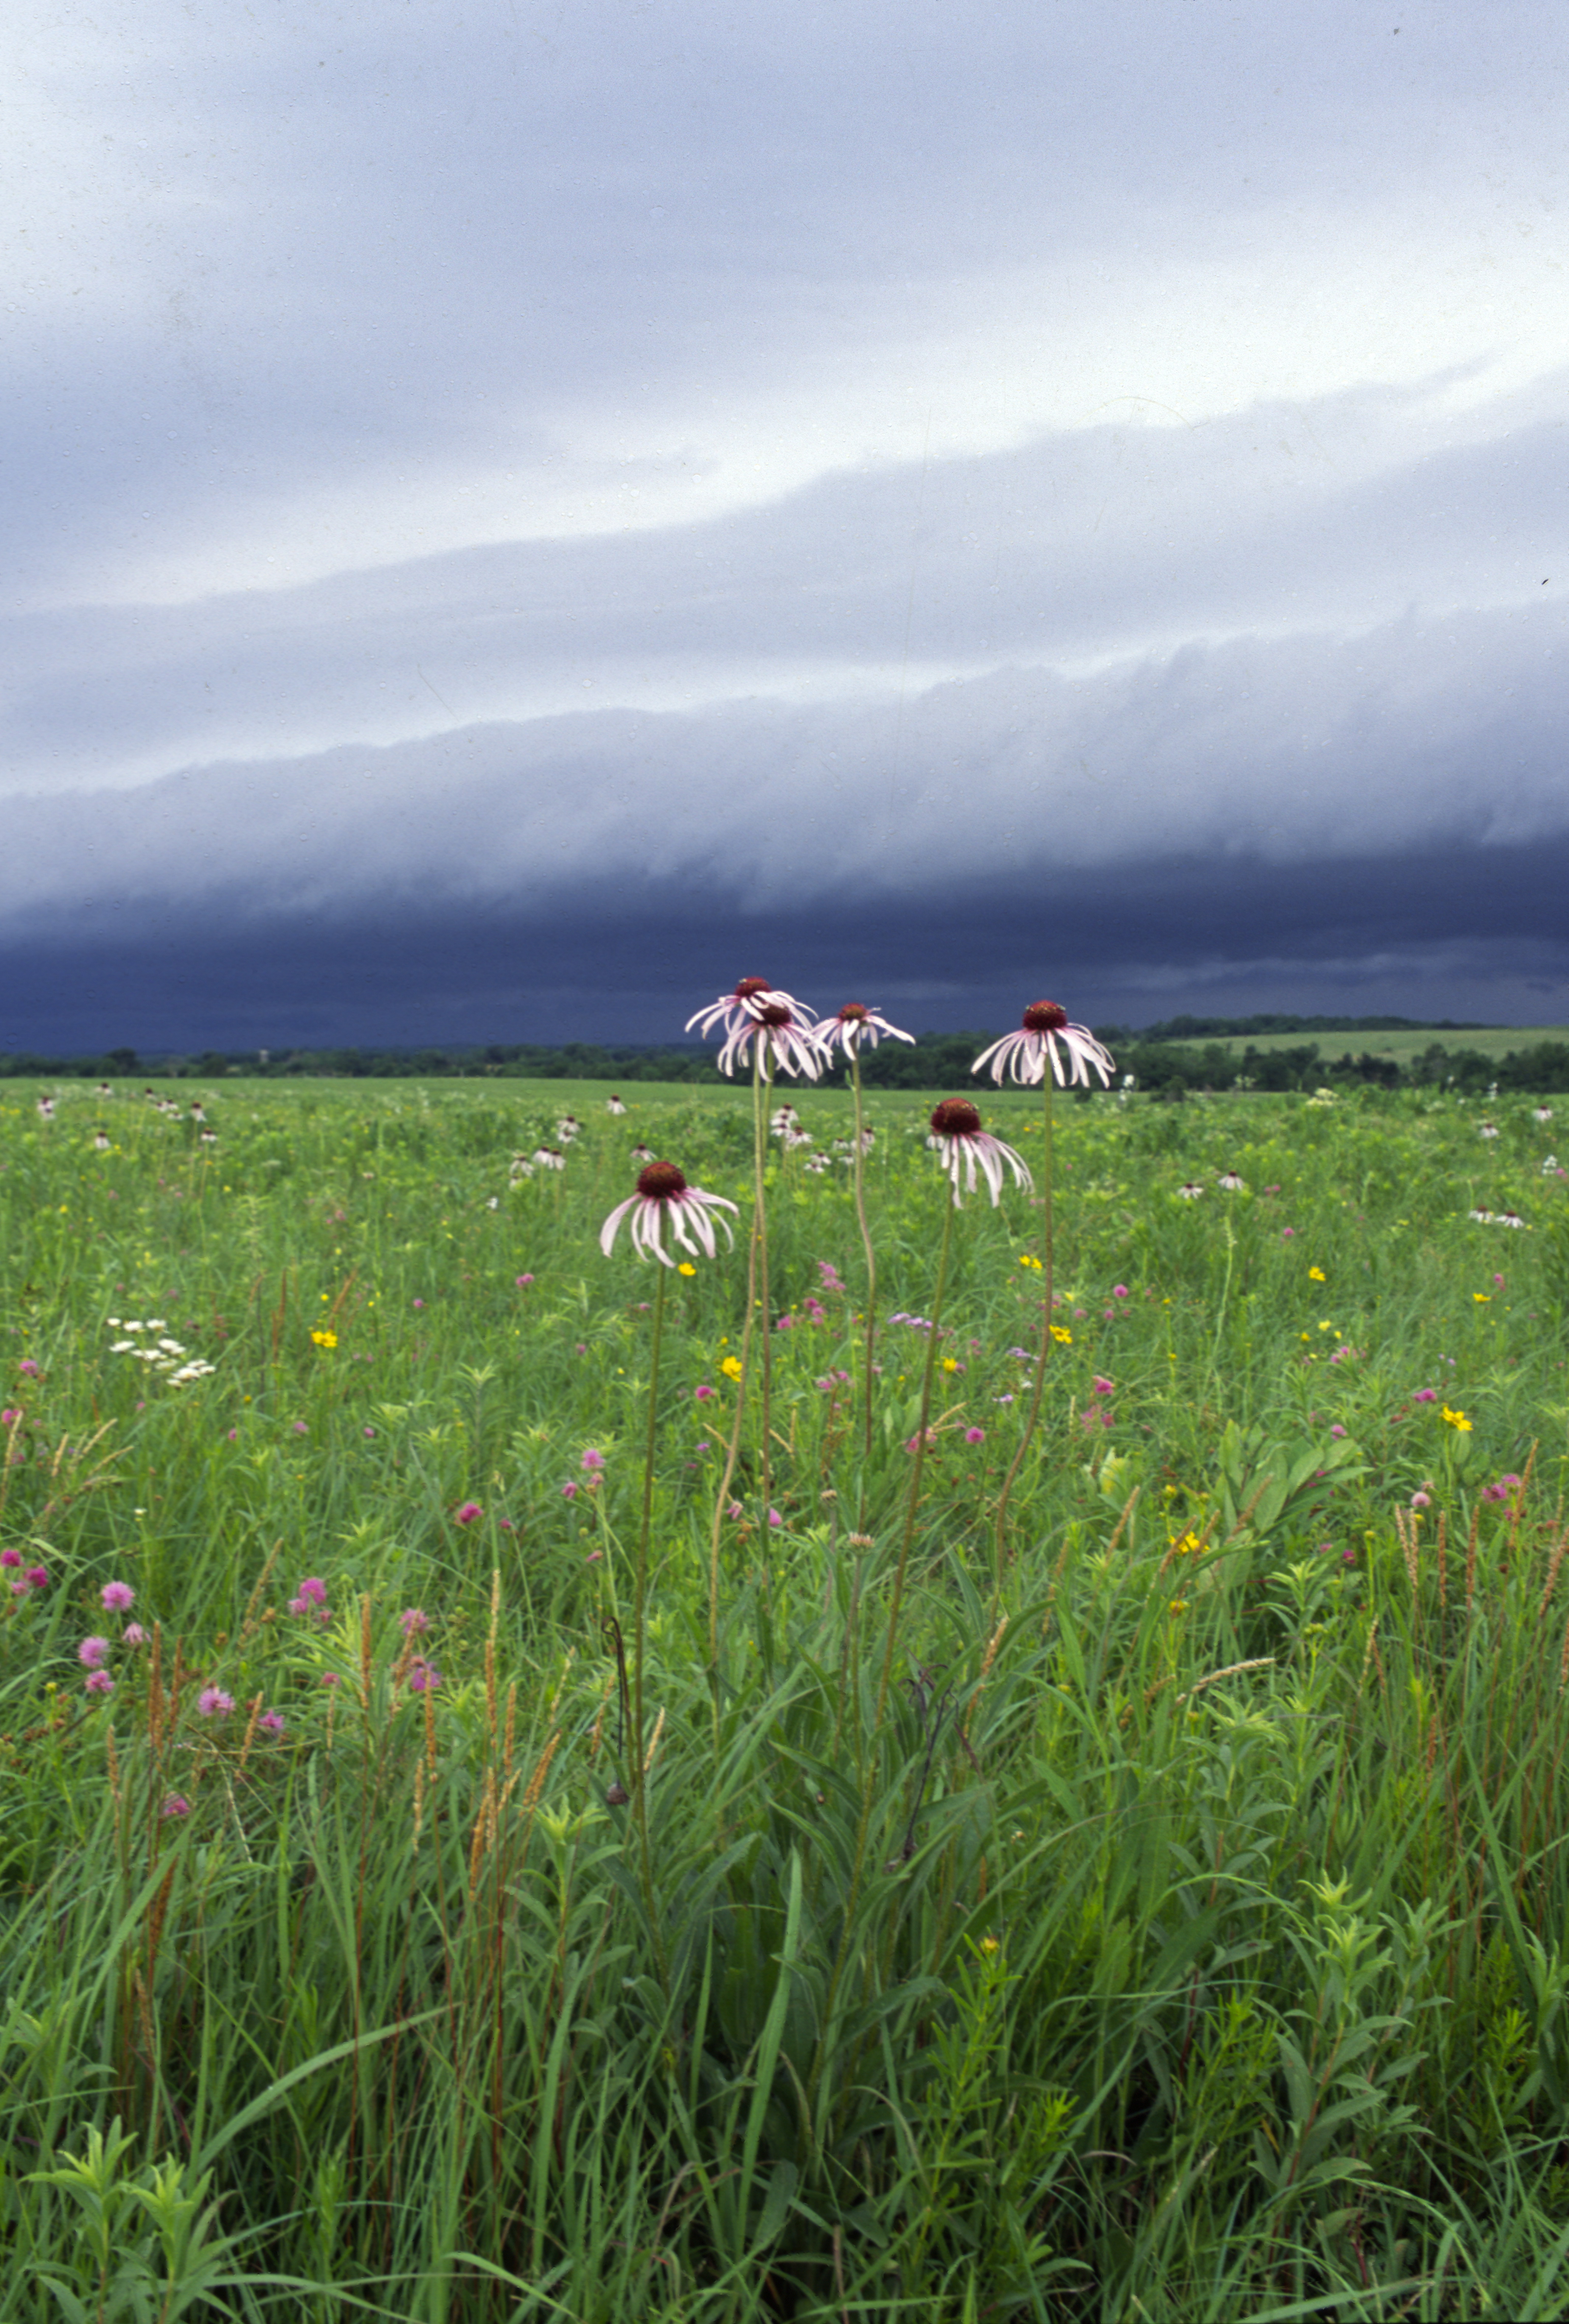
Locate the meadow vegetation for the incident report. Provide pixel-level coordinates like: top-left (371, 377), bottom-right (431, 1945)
top-left (3, 1061), bottom-right (1569, 2319)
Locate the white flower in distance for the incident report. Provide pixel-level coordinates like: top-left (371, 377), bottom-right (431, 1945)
top-left (769, 1104), bottom-right (797, 1137)
top-left (813, 1001), bottom-right (915, 1062)
top-left (533, 1148), bottom-right (566, 1171)
top-left (972, 1000), bottom-right (1114, 1089)
top-left (1479, 1121), bottom-right (1500, 1139)
top-left (1177, 1182), bottom-right (1206, 1199)
top-left (556, 1116), bottom-right (580, 1141)
top-left (600, 1160), bottom-right (738, 1267)
top-left (926, 1098), bottom-right (1033, 1208)
top-left (1217, 1171), bottom-right (1246, 1192)
top-left (1533, 1105), bottom-right (1554, 1124)
top-left (606, 1095), bottom-right (627, 1116)
top-left (1496, 1208), bottom-right (1528, 1228)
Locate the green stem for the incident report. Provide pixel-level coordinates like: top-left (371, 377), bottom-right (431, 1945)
top-left (707, 1046), bottom-right (766, 1671)
top-left (876, 1189), bottom-right (954, 1726)
top-left (810, 1183), bottom-right (955, 2123)
top-left (851, 1048), bottom-right (879, 1503)
top-left (632, 1258), bottom-right (669, 1985)
top-left (992, 1070), bottom-right (1055, 1598)
top-left (756, 1047), bottom-right (773, 1509)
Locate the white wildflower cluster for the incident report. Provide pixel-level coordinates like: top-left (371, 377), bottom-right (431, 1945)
top-left (508, 1150), bottom-right (535, 1186)
top-left (105, 1317), bottom-right (216, 1385)
top-left (1467, 1209), bottom-right (1529, 1229)
top-left (1304, 1088), bottom-right (1338, 1109)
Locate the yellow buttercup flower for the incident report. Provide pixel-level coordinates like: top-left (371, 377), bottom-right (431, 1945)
top-left (720, 1355), bottom-right (743, 1383)
top-left (1050, 1324), bottom-right (1072, 1345)
top-left (677, 1263), bottom-right (696, 1277)
top-left (1308, 1266), bottom-right (1326, 1283)
top-left (310, 1329), bottom-right (338, 1350)
top-left (1441, 1405), bottom-right (1472, 1432)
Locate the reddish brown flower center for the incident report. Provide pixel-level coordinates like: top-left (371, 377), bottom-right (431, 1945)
top-left (636, 1160), bottom-right (688, 1201)
top-left (734, 977), bottom-right (772, 1001)
top-left (929, 1098), bottom-right (981, 1137)
top-left (837, 1002), bottom-right (870, 1022)
top-left (1022, 1000), bottom-right (1068, 1033)
top-left (757, 1002), bottom-right (793, 1027)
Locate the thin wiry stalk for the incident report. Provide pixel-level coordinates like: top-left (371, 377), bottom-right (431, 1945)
top-left (811, 1186), bottom-right (955, 2119)
top-left (632, 1258), bottom-right (669, 1986)
top-left (708, 1049), bottom-right (766, 1669)
top-left (755, 1040), bottom-right (773, 1509)
top-left (992, 1066), bottom-right (1055, 1594)
top-left (850, 1043), bottom-right (879, 1500)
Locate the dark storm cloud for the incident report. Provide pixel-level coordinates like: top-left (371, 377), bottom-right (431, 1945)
top-left (5, 832), bottom-right (1569, 1057)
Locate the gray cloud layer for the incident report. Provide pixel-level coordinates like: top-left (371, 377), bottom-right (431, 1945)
top-left (7, 0), bottom-right (1569, 1041)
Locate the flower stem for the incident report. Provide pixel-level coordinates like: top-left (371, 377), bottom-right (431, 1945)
top-left (876, 1187), bottom-right (954, 1726)
top-left (992, 1069), bottom-right (1055, 1598)
top-left (755, 1046), bottom-right (773, 1509)
top-left (708, 1047), bottom-right (766, 1668)
top-left (632, 1257), bottom-right (669, 1984)
top-left (850, 1046), bottom-right (879, 1509)
top-left (811, 1182), bottom-right (954, 2119)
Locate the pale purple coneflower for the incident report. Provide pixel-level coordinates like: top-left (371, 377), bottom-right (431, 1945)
top-left (926, 1098), bottom-right (1033, 1208)
top-left (631, 1142), bottom-right (654, 1163)
top-left (556, 1115), bottom-right (580, 1141)
top-left (813, 1001), bottom-right (915, 1062)
top-left (1178, 1182), bottom-right (1206, 1199)
top-left (607, 1095), bottom-right (627, 1115)
top-left (533, 1147), bottom-right (566, 1171)
top-left (600, 1159), bottom-right (739, 1267)
top-left (93, 1130), bottom-right (111, 1152)
top-left (1217, 1171), bottom-right (1246, 1191)
top-left (716, 996), bottom-right (822, 1081)
top-left (972, 1000), bottom-right (1114, 1089)
top-left (687, 976), bottom-right (810, 1045)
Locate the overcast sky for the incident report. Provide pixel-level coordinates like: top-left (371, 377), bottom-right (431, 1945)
top-left (6, 0), bottom-right (1569, 1052)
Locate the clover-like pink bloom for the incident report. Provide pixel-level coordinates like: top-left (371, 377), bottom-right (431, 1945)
top-left (972, 1001), bottom-right (1115, 1090)
top-left (78, 1635), bottom-right (111, 1670)
top-left (600, 1160), bottom-right (738, 1268)
top-left (101, 1580), bottom-right (135, 1613)
top-left (926, 1099), bottom-right (1033, 1209)
top-left (454, 1500), bottom-right (483, 1524)
top-left (198, 1686), bottom-right (234, 1718)
top-left (813, 1002), bottom-right (915, 1062)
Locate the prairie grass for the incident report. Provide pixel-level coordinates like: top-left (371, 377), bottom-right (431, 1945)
top-left (2, 1073), bottom-right (1569, 2319)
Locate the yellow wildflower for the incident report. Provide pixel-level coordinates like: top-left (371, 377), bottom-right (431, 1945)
top-left (310, 1329), bottom-right (338, 1350)
top-left (720, 1355), bottom-right (743, 1383)
top-left (1308, 1266), bottom-right (1326, 1283)
top-left (677, 1263), bottom-right (696, 1277)
top-left (1050, 1324), bottom-right (1072, 1345)
top-left (1441, 1406), bottom-right (1472, 1433)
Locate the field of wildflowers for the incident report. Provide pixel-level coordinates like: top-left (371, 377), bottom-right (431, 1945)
top-left (3, 1020), bottom-right (1569, 2321)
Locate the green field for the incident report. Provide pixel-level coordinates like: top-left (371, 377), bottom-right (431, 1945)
top-left (4, 1069), bottom-right (1569, 2320)
top-left (1166, 1024), bottom-right (1569, 1064)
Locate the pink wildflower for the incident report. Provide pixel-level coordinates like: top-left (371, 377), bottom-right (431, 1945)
top-left (84, 1670), bottom-right (114, 1696)
top-left (78, 1636), bottom-right (111, 1670)
top-left (454, 1500), bottom-right (483, 1524)
top-left (161, 1795), bottom-right (191, 1819)
top-left (0, 1548), bottom-right (18, 1569)
top-left (965, 1426), bottom-right (985, 1443)
top-left (926, 1098), bottom-right (1031, 1208)
top-left (406, 1657), bottom-right (440, 1693)
top-left (123, 1623), bottom-right (146, 1647)
top-left (972, 1001), bottom-right (1114, 1090)
top-left (101, 1580), bottom-right (135, 1613)
top-left (198, 1687), bottom-right (234, 1718)
top-left (581, 1448), bottom-right (605, 1472)
top-left (400, 1607), bottom-right (430, 1638)
top-left (561, 1481), bottom-right (578, 1499)
top-left (259, 1710), bottom-right (286, 1735)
